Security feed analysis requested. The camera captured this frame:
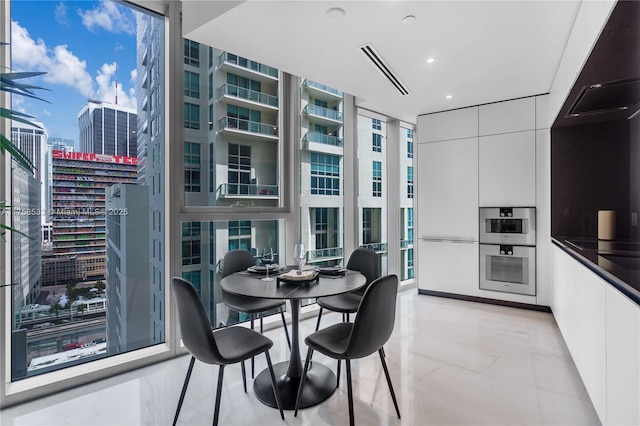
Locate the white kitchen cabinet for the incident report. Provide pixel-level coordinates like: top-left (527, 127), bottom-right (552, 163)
top-left (479, 97), bottom-right (535, 136)
top-left (417, 138), bottom-right (479, 240)
top-left (606, 285), bottom-right (640, 425)
top-left (418, 240), bottom-right (478, 293)
top-left (479, 131), bottom-right (536, 207)
top-left (551, 245), bottom-right (607, 423)
top-left (417, 106), bottom-right (478, 143)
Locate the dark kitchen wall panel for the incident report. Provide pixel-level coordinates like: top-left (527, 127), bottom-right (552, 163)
top-left (631, 114), bottom-right (640, 241)
top-left (552, 119), bottom-right (630, 239)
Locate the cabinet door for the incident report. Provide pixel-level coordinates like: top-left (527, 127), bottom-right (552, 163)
top-left (417, 138), bottom-right (479, 240)
top-left (418, 240), bottom-right (478, 293)
top-left (417, 106), bottom-right (478, 143)
top-left (479, 97), bottom-right (535, 136)
top-left (606, 285), bottom-right (640, 425)
top-left (479, 131), bottom-right (536, 207)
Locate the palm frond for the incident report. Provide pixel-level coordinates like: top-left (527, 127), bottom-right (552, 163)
top-left (0, 133), bottom-right (35, 172)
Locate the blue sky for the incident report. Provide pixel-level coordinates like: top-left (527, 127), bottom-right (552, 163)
top-left (11, 0), bottom-right (140, 149)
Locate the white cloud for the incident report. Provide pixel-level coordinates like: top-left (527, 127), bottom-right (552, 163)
top-left (47, 45), bottom-right (94, 97)
top-left (55, 2), bottom-right (69, 26)
top-left (130, 69), bottom-right (137, 83)
top-left (11, 20), bottom-right (48, 70)
top-left (94, 62), bottom-right (136, 108)
top-left (43, 109), bottom-right (52, 117)
top-left (11, 20), bottom-right (93, 97)
top-left (78, 0), bottom-right (135, 35)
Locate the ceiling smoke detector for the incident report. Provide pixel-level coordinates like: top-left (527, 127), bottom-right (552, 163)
top-left (359, 43), bottom-right (410, 96)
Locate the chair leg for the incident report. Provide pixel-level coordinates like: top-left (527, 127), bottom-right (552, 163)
top-left (381, 346), bottom-right (386, 357)
top-left (379, 348), bottom-right (401, 419)
top-left (346, 359), bottom-right (355, 426)
top-left (346, 313), bottom-right (350, 322)
top-left (212, 365), bottom-right (225, 426)
top-left (280, 308), bottom-right (291, 350)
top-left (294, 348), bottom-right (314, 417)
top-left (260, 314), bottom-right (263, 334)
top-left (337, 359), bottom-right (341, 387)
top-left (265, 351), bottom-right (284, 420)
top-left (315, 307), bottom-right (323, 332)
top-left (250, 314), bottom-right (255, 379)
top-left (173, 356), bottom-right (195, 426)
top-left (241, 360), bottom-right (247, 393)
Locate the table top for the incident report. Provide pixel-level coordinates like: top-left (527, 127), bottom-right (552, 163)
top-left (220, 267), bottom-right (367, 300)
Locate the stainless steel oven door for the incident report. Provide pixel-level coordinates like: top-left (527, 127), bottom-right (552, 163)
top-left (480, 244), bottom-right (536, 296)
top-left (479, 207), bottom-right (536, 246)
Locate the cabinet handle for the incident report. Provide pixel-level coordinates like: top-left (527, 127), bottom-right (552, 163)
top-left (419, 237), bottom-right (477, 244)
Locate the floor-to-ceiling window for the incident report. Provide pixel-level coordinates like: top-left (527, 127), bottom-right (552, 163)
top-left (5, 0), bottom-right (166, 385)
top-left (177, 36), bottom-right (285, 331)
top-left (357, 112), bottom-right (388, 276)
top-left (400, 126), bottom-right (415, 281)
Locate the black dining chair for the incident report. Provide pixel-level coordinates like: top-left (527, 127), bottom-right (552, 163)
top-left (294, 274), bottom-right (401, 426)
top-left (314, 248), bottom-right (379, 331)
top-left (171, 277), bottom-right (284, 426)
top-left (221, 249), bottom-right (291, 378)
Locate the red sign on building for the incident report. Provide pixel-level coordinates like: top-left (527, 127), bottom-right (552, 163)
top-left (52, 150), bottom-right (137, 165)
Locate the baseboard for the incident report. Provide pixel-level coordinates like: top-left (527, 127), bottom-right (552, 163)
top-left (417, 289), bottom-right (552, 312)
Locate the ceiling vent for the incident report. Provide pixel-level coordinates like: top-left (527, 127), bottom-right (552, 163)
top-left (359, 43), bottom-right (410, 96)
top-left (567, 78), bottom-right (640, 117)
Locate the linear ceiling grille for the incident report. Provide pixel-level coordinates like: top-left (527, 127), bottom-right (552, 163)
top-left (359, 43), bottom-right (410, 96)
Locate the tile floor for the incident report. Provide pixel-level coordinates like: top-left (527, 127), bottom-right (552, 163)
top-left (0, 291), bottom-right (600, 425)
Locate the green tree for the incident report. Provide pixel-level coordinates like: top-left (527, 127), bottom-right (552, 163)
top-left (49, 303), bottom-right (63, 323)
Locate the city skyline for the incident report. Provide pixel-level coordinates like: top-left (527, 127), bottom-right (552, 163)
top-left (11, 1), bottom-right (139, 147)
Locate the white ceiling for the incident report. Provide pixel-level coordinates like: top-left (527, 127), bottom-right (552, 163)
top-left (182, 1), bottom-right (583, 124)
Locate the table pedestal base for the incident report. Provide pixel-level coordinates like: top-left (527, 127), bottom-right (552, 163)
top-left (254, 361), bottom-right (336, 410)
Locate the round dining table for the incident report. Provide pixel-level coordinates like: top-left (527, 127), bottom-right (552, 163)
top-left (220, 267), bottom-right (367, 410)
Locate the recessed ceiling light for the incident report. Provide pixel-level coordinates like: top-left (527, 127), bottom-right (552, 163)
top-left (426, 58), bottom-right (435, 64)
top-left (446, 95), bottom-right (453, 99)
top-left (326, 7), bottom-right (346, 22)
top-left (402, 15), bottom-right (416, 25)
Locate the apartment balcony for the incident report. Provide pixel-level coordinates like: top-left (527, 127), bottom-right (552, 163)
top-left (307, 247), bottom-right (344, 264)
top-left (302, 104), bottom-right (343, 125)
top-left (218, 116), bottom-right (279, 142)
top-left (218, 83), bottom-right (278, 112)
top-left (360, 242), bottom-right (388, 254)
top-left (216, 183), bottom-right (279, 200)
top-left (218, 52), bottom-right (278, 82)
top-left (302, 80), bottom-right (343, 101)
top-left (400, 239), bottom-right (414, 249)
top-left (303, 131), bottom-right (344, 155)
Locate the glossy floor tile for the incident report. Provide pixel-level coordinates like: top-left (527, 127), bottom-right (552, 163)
top-left (0, 291), bottom-right (600, 425)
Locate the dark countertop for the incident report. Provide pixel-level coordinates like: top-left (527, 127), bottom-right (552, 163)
top-left (552, 237), bottom-right (640, 305)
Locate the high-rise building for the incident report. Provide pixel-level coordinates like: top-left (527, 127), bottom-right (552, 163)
top-left (299, 81), bottom-right (345, 267)
top-left (11, 122), bottom-right (50, 225)
top-left (49, 137), bottom-right (75, 153)
top-left (105, 184), bottom-right (150, 354)
top-left (11, 162), bottom-right (42, 313)
top-left (47, 150), bottom-right (137, 284)
top-left (78, 101), bottom-right (137, 158)
top-left (136, 13), bottom-right (165, 343)
top-left (180, 41), bottom-right (283, 325)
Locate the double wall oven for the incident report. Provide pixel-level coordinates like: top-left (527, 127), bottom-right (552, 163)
top-left (479, 207), bottom-right (536, 296)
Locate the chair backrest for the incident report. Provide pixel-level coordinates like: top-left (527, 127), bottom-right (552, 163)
top-left (222, 250), bottom-right (256, 278)
top-left (171, 277), bottom-right (223, 365)
top-left (344, 274), bottom-right (399, 359)
top-left (346, 248), bottom-right (379, 294)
